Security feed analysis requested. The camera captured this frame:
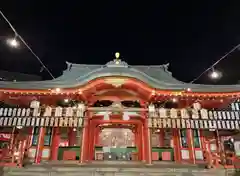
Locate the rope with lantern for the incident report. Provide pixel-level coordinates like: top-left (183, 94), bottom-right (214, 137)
top-left (0, 9), bottom-right (55, 79)
top-left (190, 43), bottom-right (240, 83)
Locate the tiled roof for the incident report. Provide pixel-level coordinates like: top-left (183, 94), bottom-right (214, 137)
top-left (0, 59), bottom-right (240, 92)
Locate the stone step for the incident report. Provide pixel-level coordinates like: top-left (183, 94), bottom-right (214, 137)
top-left (3, 172), bottom-right (230, 176)
top-left (1, 163), bottom-right (237, 176)
top-left (2, 167), bottom-right (231, 176)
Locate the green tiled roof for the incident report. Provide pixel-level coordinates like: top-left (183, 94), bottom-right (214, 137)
top-left (0, 59), bottom-right (240, 92)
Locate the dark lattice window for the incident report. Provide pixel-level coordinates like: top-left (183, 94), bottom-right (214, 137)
top-left (180, 129), bottom-right (188, 148)
top-left (192, 129), bottom-right (201, 148)
top-left (32, 127), bottom-right (52, 146)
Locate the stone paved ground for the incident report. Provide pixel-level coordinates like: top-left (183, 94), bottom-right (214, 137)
top-left (1, 161), bottom-right (238, 176)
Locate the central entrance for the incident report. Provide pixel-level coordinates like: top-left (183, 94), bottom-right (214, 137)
top-left (100, 128), bottom-right (135, 147)
top-left (96, 127), bottom-right (136, 160)
top-left (84, 113), bottom-right (146, 162)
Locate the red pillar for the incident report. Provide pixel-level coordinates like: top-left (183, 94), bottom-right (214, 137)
top-left (200, 130), bottom-right (206, 151)
top-left (51, 127), bottom-right (60, 160)
top-left (141, 123), bottom-right (146, 162)
top-left (134, 130), bottom-right (138, 146)
top-left (144, 119), bottom-right (152, 165)
top-left (88, 121), bottom-right (95, 161)
top-left (34, 127), bottom-right (45, 164)
top-left (187, 129), bottom-right (195, 164)
top-left (94, 126), bottom-right (100, 146)
top-left (27, 127), bottom-right (33, 149)
top-left (134, 128), bottom-right (138, 159)
top-left (68, 128), bottom-right (76, 146)
top-left (80, 118), bottom-right (89, 163)
top-left (173, 129), bottom-right (180, 163)
top-left (136, 124), bottom-right (142, 160)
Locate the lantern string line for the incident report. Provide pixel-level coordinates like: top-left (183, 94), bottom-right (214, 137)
top-left (190, 43), bottom-right (240, 83)
top-left (0, 9), bottom-right (55, 79)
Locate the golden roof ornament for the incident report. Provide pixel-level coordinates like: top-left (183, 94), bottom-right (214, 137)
top-left (106, 52), bottom-right (128, 67)
top-left (115, 52), bottom-right (120, 64)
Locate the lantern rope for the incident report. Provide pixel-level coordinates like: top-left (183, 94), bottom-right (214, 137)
top-left (190, 43), bottom-right (240, 83)
top-left (0, 9), bottom-right (55, 79)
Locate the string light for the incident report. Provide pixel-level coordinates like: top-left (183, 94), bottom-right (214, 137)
top-left (209, 69), bottom-right (221, 79)
top-left (6, 36), bottom-right (19, 48)
top-left (0, 10), bottom-right (55, 79)
top-left (172, 98), bottom-right (178, 102)
top-left (55, 88), bottom-right (61, 92)
top-left (190, 43), bottom-right (240, 83)
top-left (64, 99), bottom-right (69, 103)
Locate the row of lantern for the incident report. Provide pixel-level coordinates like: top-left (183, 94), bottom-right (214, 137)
top-left (148, 108), bottom-right (240, 120)
top-left (0, 116), bottom-right (83, 127)
top-left (149, 102), bottom-right (202, 111)
top-left (148, 118), bottom-right (240, 130)
top-left (0, 106), bottom-right (85, 118)
top-left (231, 102), bottom-right (240, 111)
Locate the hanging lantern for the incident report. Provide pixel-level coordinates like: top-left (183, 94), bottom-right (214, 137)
top-left (30, 100), bottom-right (40, 109)
top-left (104, 112), bottom-right (110, 120)
top-left (77, 103), bottom-right (85, 110)
top-left (123, 112), bottom-right (130, 121)
top-left (209, 68), bottom-right (222, 80)
top-left (148, 103), bottom-right (155, 113)
top-left (193, 102), bottom-right (201, 110)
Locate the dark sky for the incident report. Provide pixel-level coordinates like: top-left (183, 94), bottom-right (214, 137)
top-left (0, 1), bottom-right (240, 84)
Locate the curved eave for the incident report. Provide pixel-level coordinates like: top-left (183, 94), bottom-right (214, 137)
top-left (0, 68), bottom-right (240, 95)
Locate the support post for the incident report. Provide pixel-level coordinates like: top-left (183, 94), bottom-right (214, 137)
top-left (136, 125), bottom-right (142, 160)
top-left (34, 127), bottom-right (45, 164)
top-left (80, 118), bottom-right (89, 164)
top-left (144, 119), bottom-right (152, 165)
top-left (27, 127), bottom-right (33, 149)
top-left (94, 126), bottom-right (100, 146)
top-left (88, 121), bottom-right (95, 161)
top-left (173, 129), bottom-right (180, 163)
top-left (186, 129), bottom-right (195, 164)
top-left (141, 123), bottom-right (146, 162)
top-left (200, 130), bottom-right (206, 151)
top-left (68, 127), bottom-right (76, 146)
top-left (51, 127), bottom-right (60, 160)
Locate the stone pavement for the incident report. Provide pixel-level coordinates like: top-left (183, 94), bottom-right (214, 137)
top-left (1, 161), bottom-right (238, 176)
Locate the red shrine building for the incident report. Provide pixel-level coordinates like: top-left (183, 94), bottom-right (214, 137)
top-left (0, 53), bottom-right (240, 167)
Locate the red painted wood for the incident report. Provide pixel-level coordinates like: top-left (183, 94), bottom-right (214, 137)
top-left (80, 118), bottom-right (89, 163)
top-left (68, 128), bottom-right (76, 146)
top-left (173, 129), bottom-right (180, 162)
top-left (186, 129), bottom-right (194, 164)
top-left (50, 127), bottom-right (60, 160)
top-left (152, 152), bottom-right (159, 161)
top-left (63, 151), bottom-right (76, 160)
top-left (34, 127), bottom-right (45, 164)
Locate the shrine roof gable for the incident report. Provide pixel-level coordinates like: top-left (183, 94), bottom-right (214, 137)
top-left (1, 59), bottom-right (240, 92)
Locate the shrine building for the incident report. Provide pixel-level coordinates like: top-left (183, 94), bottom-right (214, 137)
top-left (0, 53), bottom-right (240, 166)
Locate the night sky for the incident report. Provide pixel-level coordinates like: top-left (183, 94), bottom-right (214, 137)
top-left (0, 1), bottom-right (240, 84)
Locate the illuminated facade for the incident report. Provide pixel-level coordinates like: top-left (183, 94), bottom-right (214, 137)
top-left (0, 55), bottom-right (239, 167)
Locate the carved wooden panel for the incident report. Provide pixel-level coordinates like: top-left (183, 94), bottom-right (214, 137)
top-left (99, 128), bottom-right (134, 147)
